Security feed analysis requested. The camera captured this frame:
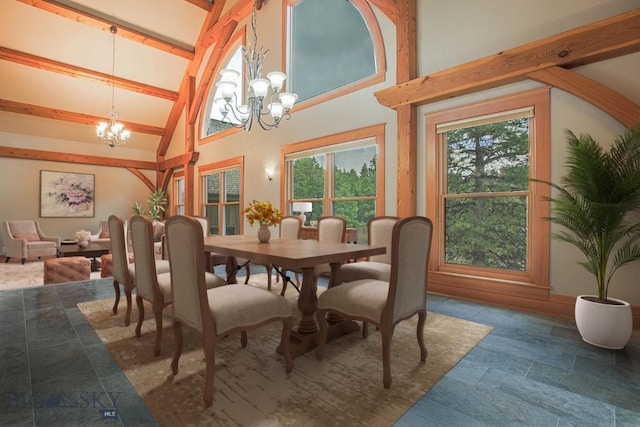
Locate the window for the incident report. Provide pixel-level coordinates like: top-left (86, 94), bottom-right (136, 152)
top-left (286, 0), bottom-right (384, 106)
top-left (426, 89), bottom-right (550, 294)
top-left (201, 35), bottom-right (244, 139)
top-left (282, 125), bottom-right (385, 243)
top-left (173, 171), bottom-right (185, 216)
top-left (199, 157), bottom-right (244, 235)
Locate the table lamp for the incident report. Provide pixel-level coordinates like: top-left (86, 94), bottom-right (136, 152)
top-left (292, 202), bottom-right (312, 226)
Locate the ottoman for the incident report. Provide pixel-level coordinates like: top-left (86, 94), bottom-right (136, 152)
top-left (44, 256), bottom-right (91, 285)
top-left (100, 253), bottom-right (133, 278)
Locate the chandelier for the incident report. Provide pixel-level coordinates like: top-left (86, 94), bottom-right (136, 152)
top-left (96, 25), bottom-right (131, 147)
top-left (214, 0), bottom-right (297, 131)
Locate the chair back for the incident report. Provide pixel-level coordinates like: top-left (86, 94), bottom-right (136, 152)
top-left (187, 216), bottom-right (210, 238)
top-left (368, 216), bottom-right (400, 264)
top-left (130, 215), bottom-right (159, 301)
top-left (108, 215), bottom-right (131, 286)
top-left (387, 217), bottom-right (433, 323)
top-left (279, 216), bottom-right (302, 239)
top-left (6, 220), bottom-right (40, 240)
top-left (317, 216), bottom-right (346, 243)
top-left (166, 216), bottom-right (211, 333)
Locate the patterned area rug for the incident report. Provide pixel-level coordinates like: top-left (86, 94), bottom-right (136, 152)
top-left (78, 274), bottom-right (492, 426)
top-left (0, 258), bottom-right (101, 290)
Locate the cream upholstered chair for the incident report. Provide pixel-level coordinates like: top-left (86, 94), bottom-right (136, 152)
top-left (165, 215), bottom-right (294, 407)
top-left (315, 216), bottom-right (433, 388)
top-left (340, 216), bottom-right (400, 283)
top-left (282, 215), bottom-right (346, 296)
top-left (130, 215), bottom-right (227, 356)
top-left (248, 216), bottom-right (302, 294)
top-left (3, 220), bottom-right (61, 264)
top-left (108, 215), bottom-right (170, 326)
top-left (90, 220), bottom-right (110, 243)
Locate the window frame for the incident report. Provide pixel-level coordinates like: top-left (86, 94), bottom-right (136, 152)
top-left (426, 88), bottom-right (550, 295)
top-left (198, 156), bottom-right (245, 236)
top-left (280, 124), bottom-right (386, 225)
top-left (172, 170), bottom-right (185, 216)
top-left (283, 0), bottom-right (386, 112)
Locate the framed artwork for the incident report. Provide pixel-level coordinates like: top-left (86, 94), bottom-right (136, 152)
top-left (40, 170), bottom-right (95, 218)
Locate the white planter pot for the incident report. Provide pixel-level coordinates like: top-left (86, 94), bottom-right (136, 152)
top-left (574, 295), bottom-right (632, 349)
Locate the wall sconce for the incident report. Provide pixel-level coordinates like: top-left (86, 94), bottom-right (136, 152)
top-left (265, 168), bottom-right (274, 181)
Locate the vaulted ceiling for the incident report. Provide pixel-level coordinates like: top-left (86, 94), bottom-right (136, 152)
top-left (0, 0), bottom-right (258, 155)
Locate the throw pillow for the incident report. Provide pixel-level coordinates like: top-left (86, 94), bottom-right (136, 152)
top-left (99, 231), bottom-right (110, 238)
top-left (13, 233), bottom-right (40, 241)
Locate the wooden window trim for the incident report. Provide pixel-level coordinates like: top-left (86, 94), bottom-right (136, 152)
top-left (172, 170), bottom-right (185, 216)
top-left (426, 88), bottom-right (550, 299)
top-left (198, 156), bottom-right (245, 235)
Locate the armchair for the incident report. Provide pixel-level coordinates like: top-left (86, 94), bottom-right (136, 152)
top-left (90, 220), bottom-right (110, 243)
top-left (3, 220), bottom-right (61, 264)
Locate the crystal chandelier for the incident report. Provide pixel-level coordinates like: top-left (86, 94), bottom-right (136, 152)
top-left (214, 0), bottom-right (297, 131)
top-left (96, 26), bottom-right (131, 147)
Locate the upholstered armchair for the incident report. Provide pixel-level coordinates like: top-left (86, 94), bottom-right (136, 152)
top-left (3, 220), bottom-right (61, 264)
top-left (90, 220), bottom-right (110, 243)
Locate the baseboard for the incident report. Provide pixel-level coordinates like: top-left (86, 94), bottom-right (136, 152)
top-left (429, 283), bottom-right (640, 330)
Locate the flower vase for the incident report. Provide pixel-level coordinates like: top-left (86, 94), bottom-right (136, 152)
top-left (257, 223), bottom-right (271, 243)
top-left (77, 240), bottom-right (89, 248)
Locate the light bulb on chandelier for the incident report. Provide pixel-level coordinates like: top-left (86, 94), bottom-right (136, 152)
top-left (96, 25), bottom-right (131, 147)
top-left (214, 0), bottom-right (297, 131)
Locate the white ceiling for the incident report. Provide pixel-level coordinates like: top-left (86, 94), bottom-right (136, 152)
top-left (0, 0), bottom-right (224, 153)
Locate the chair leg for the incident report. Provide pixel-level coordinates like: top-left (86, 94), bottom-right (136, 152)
top-left (171, 321), bottom-right (183, 375)
top-left (281, 317), bottom-right (293, 373)
top-left (267, 266), bottom-right (273, 290)
top-left (21, 258), bottom-right (25, 264)
top-left (4, 257), bottom-right (9, 263)
top-left (244, 264), bottom-right (251, 284)
top-left (240, 331), bottom-right (248, 348)
top-left (380, 325), bottom-right (393, 388)
top-left (416, 310), bottom-right (428, 361)
top-left (203, 340), bottom-right (216, 408)
top-left (124, 288), bottom-right (133, 326)
top-left (135, 296), bottom-right (144, 338)
top-left (153, 307), bottom-right (163, 356)
top-left (112, 280), bottom-right (120, 315)
top-left (315, 309), bottom-right (328, 360)
top-left (362, 322), bottom-right (369, 339)
top-left (280, 275), bottom-right (288, 297)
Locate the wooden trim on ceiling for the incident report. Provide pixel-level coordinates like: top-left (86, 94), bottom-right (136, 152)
top-left (0, 47), bottom-right (179, 102)
top-left (527, 66), bottom-right (640, 128)
top-left (16, 0), bottom-right (195, 60)
top-left (126, 167), bottom-right (155, 191)
top-left (184, 0), bottom-right (213, 12)
top-left (0, 146), bottom-right (156, 170)
top-left (374, 9), bottom-right (640, 109)
top-left (0, 99), bottom-right (166, 136)
top-left (158, 152), bottom-right (200, 171)
top-left (201, 0), bottom-right (254, 48)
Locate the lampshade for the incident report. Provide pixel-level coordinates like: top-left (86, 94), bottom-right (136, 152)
top-left (292, 202), bottom-right (312, 213)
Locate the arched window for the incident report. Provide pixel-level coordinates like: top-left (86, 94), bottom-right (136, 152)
top-left (287, 0), bottom-right (384, 106)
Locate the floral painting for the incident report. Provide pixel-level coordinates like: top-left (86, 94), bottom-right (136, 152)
top-left (40, 170), bottom-right (95, 217)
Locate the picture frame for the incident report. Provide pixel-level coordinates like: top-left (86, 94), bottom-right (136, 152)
top-left (40, 170), bottom-right (95, 218)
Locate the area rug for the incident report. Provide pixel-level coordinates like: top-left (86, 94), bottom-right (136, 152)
top-left (78, 274), bottom-right (493, 426)
top-left (0, 258), bottom-right (102, 290)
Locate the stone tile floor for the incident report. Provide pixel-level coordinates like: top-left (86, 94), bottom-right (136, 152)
top-left (1, 269), bottom-right (638, 426)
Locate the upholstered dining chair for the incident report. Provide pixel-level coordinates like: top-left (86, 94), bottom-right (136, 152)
top-left (165, 215), bottom-right (294, 407)
top-left (315, 216), bottom-right (433, 389)
top-left (130, 215), bottom-right (227, 356)
top-left (108, 215), bottom-right (170, 326)
top-left (2, 220), bottom-right (61, 264)
top-left (282, 215), bottom-right (346, 296)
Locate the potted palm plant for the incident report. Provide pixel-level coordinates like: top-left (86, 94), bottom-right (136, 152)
top-left (537, 124), bottom-right (640, 349)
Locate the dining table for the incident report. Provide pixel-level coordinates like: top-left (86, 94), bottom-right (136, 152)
top-left (203, 235), bottom-right (385, 357)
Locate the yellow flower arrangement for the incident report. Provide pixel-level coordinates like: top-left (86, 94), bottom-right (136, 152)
top-left (243, 200), bottom-right (283, 227)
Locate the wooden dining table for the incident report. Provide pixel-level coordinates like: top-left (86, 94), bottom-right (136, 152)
top-left (203, 235), bottom-right (385, 357)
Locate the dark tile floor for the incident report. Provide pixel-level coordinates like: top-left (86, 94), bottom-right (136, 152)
top-left (1, 271), bottom-right (638, 426)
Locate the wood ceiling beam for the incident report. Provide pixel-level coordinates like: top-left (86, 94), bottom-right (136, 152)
top-left (0, 47), bottom-right (178, 102)
top-left (158, 152), bottom-right (200, 171)
top-left (527, 66), bottom-right (640, 128)
top-left (0, 146), bottom-right (156, 170)
top-left (0, 99), bottom-right (166, 136)
top-left (16, 0), bottom-right (195, 60)
top-left (375, 9), bottom-right (640, 109)
top-left (367, 0), bottom-right (398, 24)
top-left (201, 0), bottom-right (254, 48)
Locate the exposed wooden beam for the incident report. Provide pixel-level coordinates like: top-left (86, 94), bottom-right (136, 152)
top-left (126, 167), bottom-right (155, 191)
top-left (201, 0), bottom-right (254, 48)
top-left (185, 0), bottom-right (213, 12)
top-left (367, 0), bottom-right (398, 24)
top-left (0, 99), bottom-right (166, 136)
top-left (0, 146), bottom-right (156, 170)
top-left (16, 0), bottom-right (195, 60)
top-left (0, 47), bottom-right (178, 102)
top-left (375, 9), bottom-right (640, 109)
top-left (527, 66), bottom-right (640, 129)
top-left (158, 152), bottom-right (200, 171)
